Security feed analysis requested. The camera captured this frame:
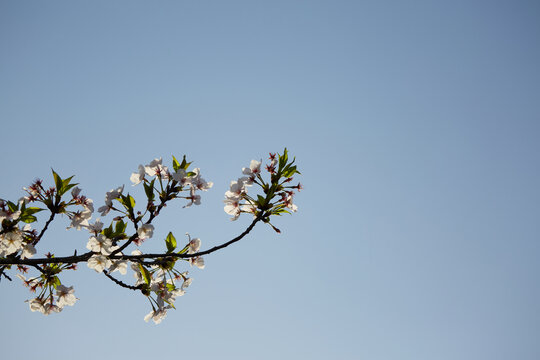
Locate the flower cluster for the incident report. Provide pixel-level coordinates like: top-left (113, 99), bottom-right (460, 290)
top-left (18, 275), bottom-right (78, 315)
top-left (0, 150), bottom-right (300, 323)
top-left (130, 157), bottom-right (213, 208)
top-left (223, 149), bottom-right (302, 231)
top-left (0, 200), bottom-right (38, 259)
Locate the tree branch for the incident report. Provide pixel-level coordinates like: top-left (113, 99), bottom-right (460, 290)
top-left (103, 270), bottom-right (142, 291)
top-left (0, 214), bottom-right (264, 267)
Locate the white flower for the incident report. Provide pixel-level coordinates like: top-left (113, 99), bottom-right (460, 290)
top-left (188, 237), bottom-right (201, 254)
top-left (130, 165), bottom-right (145, 185)
top-left (190, 256), bottom-right (205, 269)
top-left (56, 285), bottom-right (77, 307)
top-left (27, 297), bottom-right (46, 313)
top-left (0, 209), bottom-right (21, 223)
top-left (181, 277), bottom-right (192, 290)
top-left (98, 186), bottom-right (124, 216)
top-left (109, 260), bottom-right (128, 275)
top-left (1, 231), bottom-right (23, 255)
top-left (87, 254), bottom-right (112, 273)
top-left (224, 197), bottom-right (241, 220)
top-left (21, 243), bottom-right (36, 259)
top-left (106, 185), bottom-right (124, 201)
top-left (225, 179), bottom-right (246, 199)
top-left (86, 234), bottom-right (115, 255)
top-left (284, 194), bottom-right (298, 212)
top-left (87, 219), bottom-right (104, 234)
top-left (68, 209), bottom-right (92, 230)
top-left (145, 158), bottom-right (169, 179)
top-left (191, 168), bottom-right (213, 191)
top-left (183, 186), bottom-right (201, 208)
top-left (171, 169), bottom-right (191, 186)
top-left (137, 224), bottom-right (154, 240)
top-left (43, 302), bottom-right (62, 315)
top-left (144, 305), bottom-right (171, 324)
top-left (242, 160), bottom-right (262, 184)
top-left (71, 186), bottom-right (82, 198)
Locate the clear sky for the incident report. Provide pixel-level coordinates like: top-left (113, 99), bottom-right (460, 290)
top-left (1, 1), bottom-right (539, 359)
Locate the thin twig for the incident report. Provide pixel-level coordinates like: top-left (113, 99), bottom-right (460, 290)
top-left (103, 270), bottom-right (142, 291)
top-left (34, 210), bottom-right (56, 247)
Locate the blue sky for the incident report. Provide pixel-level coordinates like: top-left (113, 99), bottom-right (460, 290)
top-left (1, 1), bottom-right (539, 359)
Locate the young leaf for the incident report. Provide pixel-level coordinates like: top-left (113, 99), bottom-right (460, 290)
top-left (172, 155), bottom-right (180, 172)
top-left (180, 155), bottom-right (192, 170)
top-left (144, 179), bottom-right (155, 201)
top-left (165, 232), bottom-right (177, 253)
top-left (138, 264), bottom-right (152, 285)
top-left (19, 215), bottom-right (37, 223)
top-left (52, 169), bottom-right (63, 193)
top-left (115, 220), bottom-right (127, 235)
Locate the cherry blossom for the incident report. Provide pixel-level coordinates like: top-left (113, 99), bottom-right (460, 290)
top-left (130, 164), bottom-right (146, 185)
top-left (137, 224), bottom-right (154, 240)
top-left (189, 256), bottom-right (205, 269)
top-left (87, 254), bottom-right (112, 273)
top-left (86, 234), bottom-right (115, 255)
top-left (56, 285), bottom-right (77, 307)
top-left (144, 158), bottom-right (169, 179)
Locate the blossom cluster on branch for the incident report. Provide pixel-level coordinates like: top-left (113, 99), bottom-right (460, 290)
top-left (0, 149), bottom-right (301, 323)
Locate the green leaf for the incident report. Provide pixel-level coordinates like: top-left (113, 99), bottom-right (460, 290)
top-left (118, 194), bottom-right (136, 211)
top-left (165, 232), bottom-right (177, 253)
top-left (50, 276), bottom-right (61, 289)
top-left (115, 220), bottom-right (127, 235)
top-left (61, 183), bottom-right (77, 196)
top-left (19, 215), bottom-right (37, 223)
top-left (282, 165), bottom-right (297, 178)
top-left (24, 207), bottom-right (44, 215)
top-left (103, 224), bottom-right (114, 238)
top-left (129, 195), bottom-right (136, 209)
top-left (177, 245), bottom-right (190, 255)
top-left (172, 155), bottom-right (180, 172)
top-left (180, 155), bottom-right (192, 170)
top-left (6, 201), bottom-right (18, 212)
top-left (138, 264), bottom-right (152, 285)
top-left (144, 179), bottom-right (155, 201)
top-left (52, 169), bottom-right (63, 193)
top-left (58, 176), bottom-right (76, 196)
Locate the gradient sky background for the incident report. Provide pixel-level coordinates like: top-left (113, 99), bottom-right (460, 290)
top-left (1, 1), bottom-right (539, 359)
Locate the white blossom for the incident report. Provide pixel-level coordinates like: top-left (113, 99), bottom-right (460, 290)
top-left (190, 256), bottom-right (205, 269)
top-left (21, 243), bottom-right (36, 259)
top-left (145, 158), bottom-right (169, 179)
top-left (137, 224), bottom-right (154, 240)
top-left (242, 160), bottom-right (262, 185)
top-left (224, 197), bottom-right (241, 220)
top-left (130, 164), bottom-right (145, 185)
top-left (1, 231), bottom-right (24, 255)
top-left (188, 237), bottom-right (201, 254)
top-left (191, 168), bottom-right (213, 191)
top-left (68, 209), bottom-right (92, 230)
top-left (87, 254), bottom-right (112, 273)
top-left (56, 285), bottom-right (77, 307)
top-left (109, 260), bottom-right (128, 275)
top-left (87, 219), bottom-right (104, 235)
top-left (98, 186), bottom-right (124, 216)
top-left (27, 297), bottom-right (46, 313)
top-left (86, 234), bottom-right (115, 255)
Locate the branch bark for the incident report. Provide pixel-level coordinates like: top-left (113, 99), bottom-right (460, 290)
top-left (0, 215), bottom-right (263, 267)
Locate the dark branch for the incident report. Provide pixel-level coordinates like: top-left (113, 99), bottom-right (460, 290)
top-left (34, 210), bottom-right (56, 246)
top-left (103, 270), bottom-right (142, 291)
top-left (0, 214), bottom-right (265, 267)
